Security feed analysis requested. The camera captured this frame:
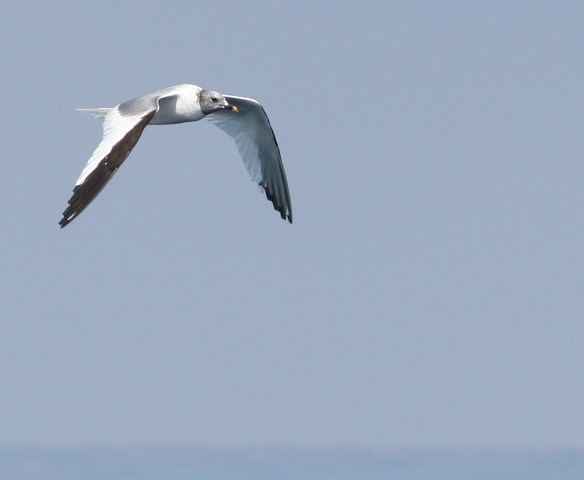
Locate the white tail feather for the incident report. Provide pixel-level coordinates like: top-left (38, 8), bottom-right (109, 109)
top-left (77, 107), bottom-right (113, 118)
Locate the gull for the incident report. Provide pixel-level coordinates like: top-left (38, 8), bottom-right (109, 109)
top-left (59, 84), bottom-right (292, 227)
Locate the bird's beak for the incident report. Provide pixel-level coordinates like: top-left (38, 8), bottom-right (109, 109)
top-left (228, 105), bottom-right (239, 113)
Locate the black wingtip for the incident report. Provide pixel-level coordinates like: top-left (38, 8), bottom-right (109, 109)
top-left (278, 209), bottom-right (293, 224)
top-left (59, 200), bottom-right (81, 228)
top-left (59, 216), bottom-right (71, 228)
top-left (264, 187), bottom-right (292, 224)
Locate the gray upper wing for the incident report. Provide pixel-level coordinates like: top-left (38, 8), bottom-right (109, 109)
top-left (206, 95), bottom-right (292, 223)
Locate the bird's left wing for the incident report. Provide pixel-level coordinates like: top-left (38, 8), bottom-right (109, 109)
top-left (206, 95), bottom-right (292, 223)
top-left (59, 95), bottom-right (170, 227)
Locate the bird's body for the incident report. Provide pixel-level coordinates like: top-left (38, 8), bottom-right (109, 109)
top-left (132, 84), bottom-right (205, 125)
top-left (59, 84), bottom-right (292, 227)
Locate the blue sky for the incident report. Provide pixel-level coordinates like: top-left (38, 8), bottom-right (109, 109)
top-left (1, 1), bottom-right (583, 450)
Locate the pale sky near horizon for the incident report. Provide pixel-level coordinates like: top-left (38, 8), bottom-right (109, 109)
top-left (1, 1), bottom-right (583, 450)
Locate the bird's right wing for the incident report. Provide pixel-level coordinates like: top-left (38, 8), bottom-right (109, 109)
top-left (206, 95), bottom-right (292, 223)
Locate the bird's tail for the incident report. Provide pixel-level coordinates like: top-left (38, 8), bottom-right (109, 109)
top-left (77, 107), bottom-right (113, 118)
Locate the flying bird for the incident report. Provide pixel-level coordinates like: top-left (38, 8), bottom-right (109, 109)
top-left (59, 84), bottom-right (292, 227)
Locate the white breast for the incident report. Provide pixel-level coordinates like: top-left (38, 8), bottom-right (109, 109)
top-left (150, 84), bottom-right (205, 125)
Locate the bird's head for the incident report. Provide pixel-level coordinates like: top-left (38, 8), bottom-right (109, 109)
top-left (199, 90), bottom-right (239, 114)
